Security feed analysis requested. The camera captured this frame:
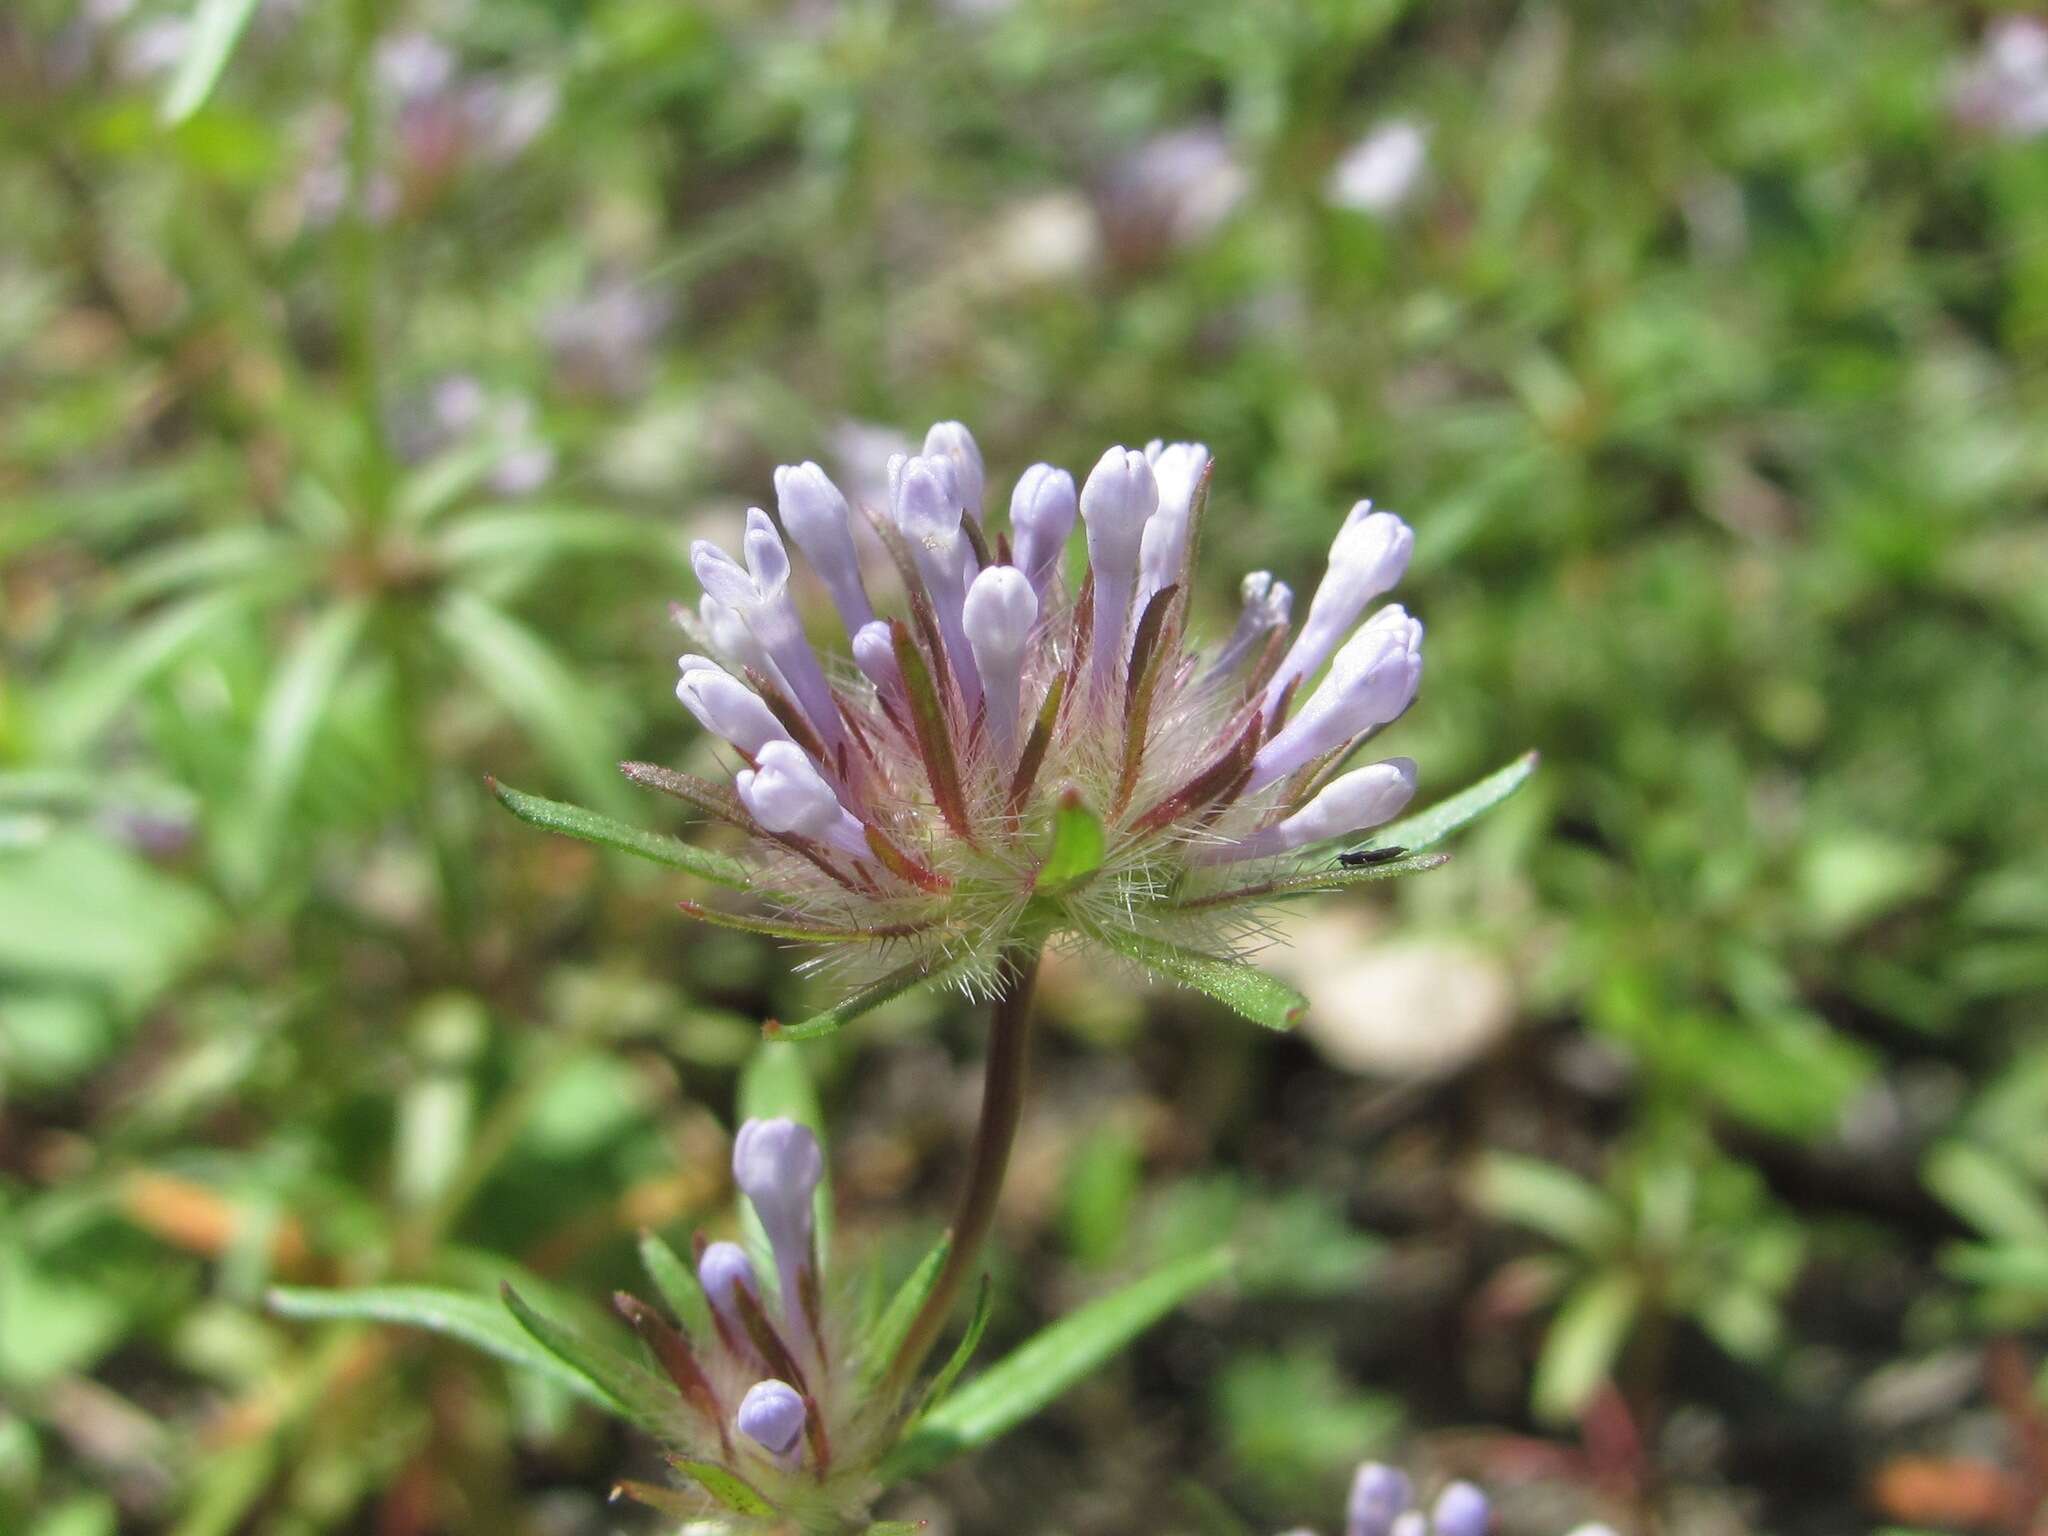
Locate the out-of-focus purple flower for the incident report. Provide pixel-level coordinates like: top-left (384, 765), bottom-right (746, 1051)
top-left (735, 1379), bottom-right (806, 1458)
top-left (393, 375), bottom-right (555, 497)
top-left (1951, 17), bottom-right (2048, 139)
top-left (1326, 119), bottom-right (1429, 216)
top-left (1099, 124), bottom-right (1250, 264)
top-left (542, 278), bottom-right (673, 400)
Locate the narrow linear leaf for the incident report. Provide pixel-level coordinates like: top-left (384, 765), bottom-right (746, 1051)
top-left (669, 1459), bottom-right (778, 1517)
top-left (765, 952), bottom-right (959, 1043)
top-left (500, 1284), bottom-right (673, 1433)
top-left (1468, 1153), bottom-right (1623, 1253)
top-left (1925, 1142), bottom-right (2048, 1245)
top-left (1034, 788), bottom-right (1106, 892)
top-left (882, 1246), bottom-right (1234, 1481)
top-left (104, 527), bottom-right (288, 611)
top-left (161, 0), bottom-right (261, 123)
top-left (266, 1285), bottom-right (624, 1416)
top-left (638, 1232), bottom-right (714, 1347)
top-left (1174, 853), bottom-right (1450, 912)
top-left (44, 585), bottom-right (257, 754)
top-left (860, 1237), bottom-right (951, 1392)
top-left (489, 780), bottom-right (749, 888)
top-left (677, 899), bottom-right (930, 943)
top-left (619, 760), bottom-right (751, 827)
top-left (1114, 583), bottom-right (1180, 815)
top-left (434, 507), bottom-right (671, 564)
top-left (251, 599), bottom-right (370, 836)
top-left (1094, 928), bottom-right (1308, 1031)
top-left (1365, 750), bottom-right (1538, 854)
top-left (912, 1274), bottom-right (995, 1419)
top-left (1532, 1270), bottom-right (1640, 1426)
top-left (1942, 1242), bottom-right (2048, 1294)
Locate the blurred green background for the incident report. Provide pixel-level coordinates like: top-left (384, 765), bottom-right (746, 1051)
top-left (4, 1), bottom-right (2048, 1533)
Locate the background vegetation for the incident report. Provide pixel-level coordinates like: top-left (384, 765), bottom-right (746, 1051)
top-left (4, 1), bottom-right (2046, 1533)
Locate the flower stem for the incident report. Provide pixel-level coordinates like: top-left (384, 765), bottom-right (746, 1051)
top-left (884, 943), bottom-right (1043, 1400)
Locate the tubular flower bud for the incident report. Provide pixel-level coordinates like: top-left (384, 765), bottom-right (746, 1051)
top-left (962, 565), bottom-right (1039, 765)
top-left (735, 741), bottom-right (869, 858)
top-left (1136, 439), bottom-right (1210, 613)
top-left (675, 657), bottom-right (792, 760)
top-left (1078, 445), bottom-right (1159, 686)
top-left (692, 510), bottom-right (846, 752)
top-left (654, 419), bottom-right (1469, 1019)
top-left (1430, 1483), bottom-right (1491, 1536)
top-left (732, 1116), bottom-right (824, 1356)
top-left (1265, 503), bottom-right (1413, 718)
top-left (1199, 759), bottom-right (1415, 864)
top-left (774, 460), bottom-right (873, 635)
top-left (1009, 462), bottom-right (1079, 596)
top-left (697, 1240), bottom-right (759, 1342)
top-left (735, 1379), bottom-right (807, 1460)
top-left (1248, 606), bottom-right (1423, 792)
top-left (698, 592), bottom-right (780, 684)
top-left (922, 419), bottom-right (986, 524)
top-left (1347, 1465), bottom-right (1416, 1536)
top-left (893, 454), bottom-right (983, 709)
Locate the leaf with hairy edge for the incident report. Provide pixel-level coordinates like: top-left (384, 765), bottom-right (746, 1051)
top-left (161, 0), bottom-right (261, 123)
top-left (500, 1284), bottom-right (674, 1433)
top-left (859, 1237), bottom-right (950, 1391)
top-left (637, 1232), bottom-right (714, 1347)
top-left (881, 1246), bottom-right (1234, 1480)
top-left (266, 1286), bottom-right (626, 1416)
top-left (1095, 928), bottom-right (1308, 1031)
top-left (489, 780), bottom-right (749, 887)
top-left (618, 760), bottom-right (752, 828)
top-left (676, 899), bottom-right (933, 943)
top-left (1034, 789), bottom-right (1106, 892)
top-left (1358, 750), bottom-right (1539, 856)
top-left (766, 952), bottom-right (962, 1042)
top-left (669, 1460), bottom-right (778, 1517)
top-left (911, 1274), bottom-right (995, 1420)
top-left (251, 600), bottom-right (369, 841)
top-left (1114, 584), bottom-right (1180, 815)
top-left (1173, 853), bottom-right (1450, 912)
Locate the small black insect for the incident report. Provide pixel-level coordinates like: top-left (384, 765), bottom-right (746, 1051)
top-left (1337, 845), bottom-right (1408, 867)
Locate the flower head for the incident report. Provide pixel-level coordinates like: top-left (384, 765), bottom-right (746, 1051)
top-left (1279, 1462), bottom-right (1499, 1536)
top-left (642, 421), bottom-right (1450, 1029)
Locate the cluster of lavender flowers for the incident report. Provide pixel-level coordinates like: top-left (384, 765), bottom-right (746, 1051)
top-left (614, 1117), bottom-right (889, 1526)
top-left (658, 420), bottom-right (1426, 1005)
top-left (1282, 1464), bottom-right (1617, 1536)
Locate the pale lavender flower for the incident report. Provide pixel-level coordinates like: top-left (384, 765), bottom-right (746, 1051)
top-left (542, 277), bottom-right (673, 399)
top-left (1280, 1462), bottom-right (1504, 1536)
top-left (1950, 17), bottom-right (2048, 139)
top-left (1348, 1463), bottom-right (1415, 1536)
top-left (735, 1378), bottom-right (807, 1459)
top-left (731, 1117), bottom-right (825, 1358)
top-left (1326, 120), bottom-right (1430, 216)
top-left (1431, 1483), bottom-right (1491, 1536)
top-left (1100, 124), bottom-right (1250, 262)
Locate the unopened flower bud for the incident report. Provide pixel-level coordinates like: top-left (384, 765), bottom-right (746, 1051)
top-left (1079, 445), bottom-right (1158, 683)
top-left (1346, 1463), bottom-right (1414, 1536)
top-left (676, 658), bottom-right (793, 759)
top-left (698, 593), bottom-right (779, 683)
top-left (852, 619), bottom-right (900, 694)
top-left (1430, 1483), bottom-right (1490, 1536)
top-left (893, 454), bottom-right (982, 707)
top-left (1265, 503), bottom-right (1412, 717)
top-left (693, 513), bottom-right (846, 751)
top-left (733, 1116), bottom-right (825, 1358)
top-left (963, 565), bottom-right (1039, 764)
top-left (736, 1378), bottom-right (806, 1458)
top-left (1009, 463), bottom-right (1078, 595)
top-left (1136, 440), bottom-right (1209, 612)
top-left (697, 1240), bottom-right (759, 1340)
top-left (923, 420), bottom-right (986, 524)
top-left (1249, 606), bottom-right (1422, 791)
top-left (775, 461), bottom-right (873, 634)
top-left (736, 741), bottom-right (869, 857)
top-left (1201, 758), bottom-right (1415, 863)
top-left (1210, 570), bottom-right (1292, 677)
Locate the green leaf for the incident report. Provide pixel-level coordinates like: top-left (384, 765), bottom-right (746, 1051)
top-left (766, 952), bottom-right (960, 1042)
top-left (637, 1232), bottom-right (713, 1346)
top-left (1532, 1270), bottom-right (1639, 1425)
top-left (1034, 788), bottom-right (1106, 892)
top-left (1092, 928), bottom-right (1308, 1031)
top-left (1925, 1142), bottom-right (2048, 1245)
top-left (882, 1246), bottom-right (1234, 1480)
top-left (859, 1236), bottom-right (950, 1392)
top-left (740, 1042), bottom-right (832, 1261)
top-left (266, 1285), bottom-right (626, 1417)
top-left (1942, 1241), bottom-right (2048, 1296)
top-left (498, 1284), bottom-right (673, 1433)
top-left (434, 507), bottom-right (669, 564)
top-left (669, 1459), bottom-right (778, 1517)
top-left (42, 586), bottom-right (257, 754)
top-left (1364, 750), bottom-right (1539, 855)
top-left (912, 1274), bottom-right (994, 1418)
top-left (250, 600), bottom-right (369, 841)
top-left (1468, 1154), bottom-right (1623, 1254)
top-left (488, 779), bottom-right (749, 888)
top-left (160, 0), bottom-right (262, 124)
top-left (434, 588), bottom-right (627, 814)
top-left (1174, 853), bottom-right (1451, 912)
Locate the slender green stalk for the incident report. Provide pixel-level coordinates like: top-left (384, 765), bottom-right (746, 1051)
top-left (883, 943), bottom-right (1043, 1400)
